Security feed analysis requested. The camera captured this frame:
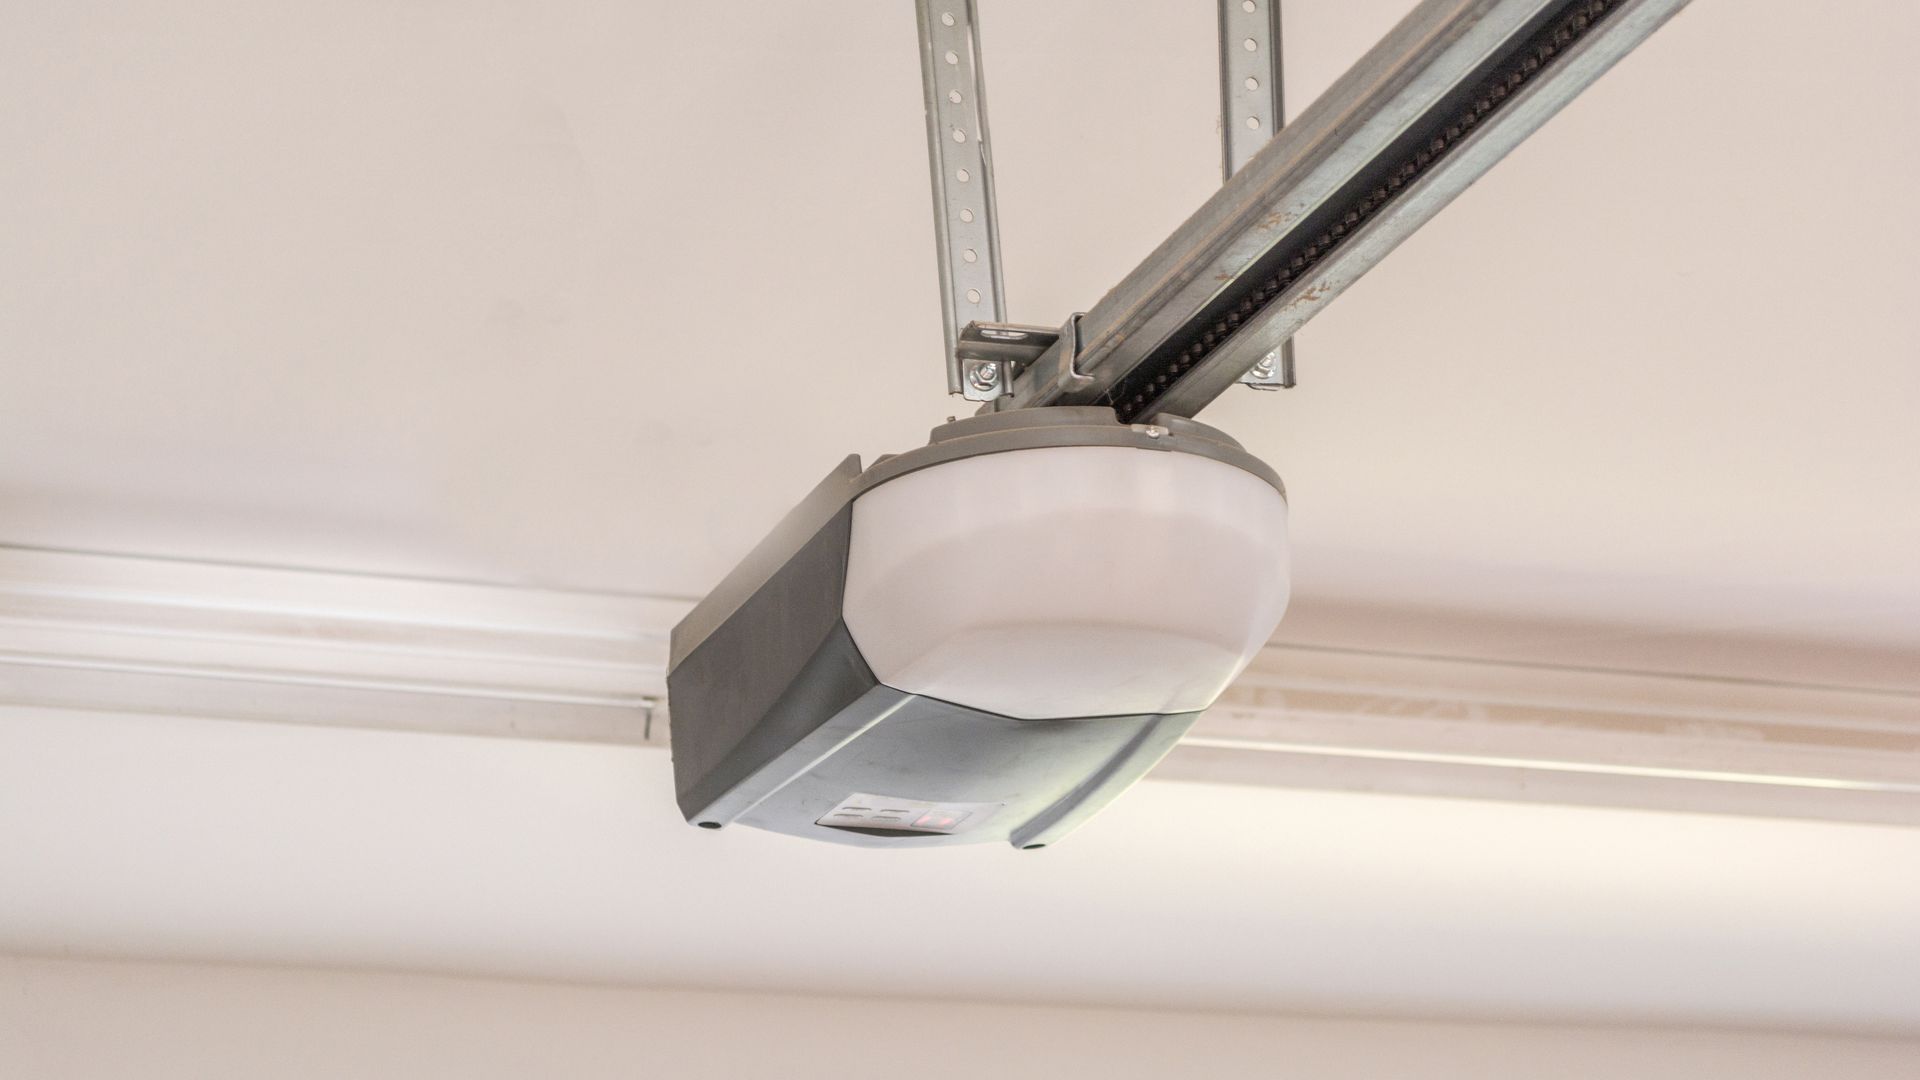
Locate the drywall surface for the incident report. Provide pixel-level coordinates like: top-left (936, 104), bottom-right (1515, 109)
top-left (2, 954), bottom-right (1916, 1080)
top-left (2, 0), bottom-right (1916, 669)
top-left (3, 705), bottom-right (1919, 1033)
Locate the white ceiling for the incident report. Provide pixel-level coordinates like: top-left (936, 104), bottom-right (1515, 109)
top-left (4, 0), bottom-right (1917, 673)
top-left (2, 0), bottom-right (1918, 1032)
top-left (3, 705), bottom-right (1918, 1034)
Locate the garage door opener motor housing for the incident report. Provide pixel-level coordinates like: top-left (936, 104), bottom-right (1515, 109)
top-left (666, 406), bottom-right (1290, 849)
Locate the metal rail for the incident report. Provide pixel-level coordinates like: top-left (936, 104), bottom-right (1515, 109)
top-left (915, 0), bottom-right (1010, 401)
top-left (1001, 0), bottom-right (1691, 419)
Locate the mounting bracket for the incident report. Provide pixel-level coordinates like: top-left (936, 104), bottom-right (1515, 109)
top-left (914, 0), bottom-right (1297, 402)
top-left (1219, 0), bottom-right (1297, 391)
top-left (921, 0), bottom-right (1688, 415)
top-left (915, 0), bottom-right (1009, 401)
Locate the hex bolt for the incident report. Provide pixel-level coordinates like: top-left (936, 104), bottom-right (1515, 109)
top-left (967, 363), bottom-right (1000, 393)
top-left (1249, 356), bottom-right (1277, 379)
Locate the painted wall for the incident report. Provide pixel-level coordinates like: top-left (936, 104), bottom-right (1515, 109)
top-left (2, 954), bottom-right (1915, 1079)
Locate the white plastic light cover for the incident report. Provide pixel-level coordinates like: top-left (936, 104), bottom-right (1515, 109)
top-left (842, 445), bottom-right (1289, 720)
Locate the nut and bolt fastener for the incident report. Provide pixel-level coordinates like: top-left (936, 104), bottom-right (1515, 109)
top-left (1248, 356), bottom-right (1277, 379)
top-left (966, 363), bottom-right (1000, 392)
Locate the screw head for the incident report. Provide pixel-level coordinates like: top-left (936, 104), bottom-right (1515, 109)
top-left (966, 363), bottom-right (1000, 393)
top-left (1249, 356), bottom-right (1277, 379)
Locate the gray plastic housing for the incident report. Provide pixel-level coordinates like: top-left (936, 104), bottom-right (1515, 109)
top-left (665, 407), bottom-right (1282, 849)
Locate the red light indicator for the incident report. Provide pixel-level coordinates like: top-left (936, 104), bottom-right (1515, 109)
top-left (911, 809), bottom-right (970, 832)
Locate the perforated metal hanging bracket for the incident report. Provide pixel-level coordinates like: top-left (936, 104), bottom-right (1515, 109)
top-left (917, 0), bottom-right (1295, 405)
top-left (916, 0), bottom-right (1009, 401)
top-left (922, 0), bottom-right (1688, 416)
top-left (1221, 0), bottom-right (1296, 391)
